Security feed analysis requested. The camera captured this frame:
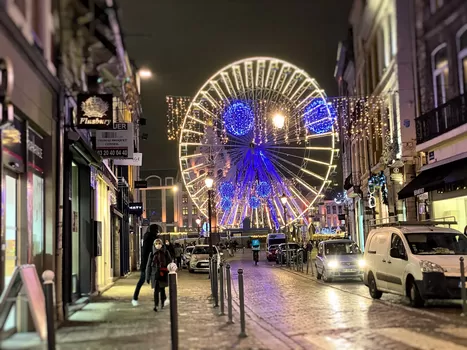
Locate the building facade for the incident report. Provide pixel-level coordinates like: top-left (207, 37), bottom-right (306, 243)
top-left (338, 0), bottom-right (419, 248)
top-left (57, 0), bottom-right (143, 320)
top-left (1, 0), bottom-right (144, 335)
top-left (0, 0), bottom-right (60, 334)
top-left (398, 0), bottom-right (467, 232)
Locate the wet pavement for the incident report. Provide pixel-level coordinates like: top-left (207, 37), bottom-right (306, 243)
top-left (227, 249), bottom-right (467, 349)
top-left (5, 249), bottom-right (467, 349)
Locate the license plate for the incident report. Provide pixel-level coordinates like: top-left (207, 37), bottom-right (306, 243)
top-left (343, 269), bottom-right (357, 273)
top-left (200, 263), bottom-right (208, 267)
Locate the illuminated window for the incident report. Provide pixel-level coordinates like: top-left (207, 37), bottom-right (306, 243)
top-left (432, 44), bottom-right (449, 106)
top-left (457, 26), bottom-right (467, 94)
top-left (192, 206), bottom-right (197, 215)
top-left (182, 197), bottom-right (188, 203)
top-left (182, 207), bottom-right (188, 215)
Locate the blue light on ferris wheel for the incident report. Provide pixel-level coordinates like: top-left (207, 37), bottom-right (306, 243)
top-left (303, 98), bottom-right (336, 134)
top-left (219, 181), bottom-right (235, 199)
top-left (220, 198), bottom-right (233, 211)
top-left (256, 181), bottom-right (271, 198)
top-left (222, 101), bottom-right (254, 136)
top-left (249, 196), bottom-right (261, 209)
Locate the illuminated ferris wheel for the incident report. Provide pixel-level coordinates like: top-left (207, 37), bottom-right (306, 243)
top-left (178, 57), bottom-right (337, 230)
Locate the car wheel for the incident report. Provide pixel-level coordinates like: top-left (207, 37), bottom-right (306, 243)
top-left (368, 272), bottom-right (382, 299)
top-left (189, 268), bottom-right (194, 273)
top-left (322, 268), bottom-right (332, 283)
top-left (408, 279), bottom-right (424, 307)
top-left (316, 266), bottom-right (322, 280)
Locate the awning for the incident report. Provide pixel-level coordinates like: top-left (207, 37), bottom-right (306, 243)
top-left (398, 158), bottom-right (467, 199)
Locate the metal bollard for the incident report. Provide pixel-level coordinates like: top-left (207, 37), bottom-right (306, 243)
top-left (213, 257), bottom-right (219, 308)
top-left (168, 263), bottom-right (179, 350)
top-left (42, 270), bottom-right (55, 350)
top-left (226, 264), bottom-right (234, 324)
top-left (238, 269), bottom-right (247, 338)
top-left (219, 262), bottom-right (225, 315)
top-left (461, 257), bottom-right (467, 316)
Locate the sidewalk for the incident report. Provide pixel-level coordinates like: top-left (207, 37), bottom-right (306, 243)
top-left (4, 270), bottom-right (268, 350)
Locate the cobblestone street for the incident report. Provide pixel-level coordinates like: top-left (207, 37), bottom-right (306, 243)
top-left (227, 250), bottom-right (467, 349)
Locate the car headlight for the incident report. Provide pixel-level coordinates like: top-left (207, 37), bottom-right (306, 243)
top-left (358, 259), bottom-right (366, 268)
top-left (420, 260), bottom-right (445, 273)
top-left (327, 260), bottom-right (339, 268)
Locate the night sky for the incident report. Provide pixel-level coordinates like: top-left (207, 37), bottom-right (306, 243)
top-left (119, 0), bottom-right (353, 171)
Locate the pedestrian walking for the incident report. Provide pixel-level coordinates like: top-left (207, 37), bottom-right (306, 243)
top-left (165, 239), bottom-right (175, 258)
top-left (146, 239), bottom-right (172, 312)
top-left (174, 243), bottom-right (183, 268)
top-left (132, 224), bottom-right (160, 306)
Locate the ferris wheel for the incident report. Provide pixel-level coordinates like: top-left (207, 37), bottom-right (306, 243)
top-left (179, 57), bottom-right (337, 230)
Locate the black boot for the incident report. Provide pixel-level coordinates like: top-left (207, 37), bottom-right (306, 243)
top-left (153, 307), bottom-right (158, 312)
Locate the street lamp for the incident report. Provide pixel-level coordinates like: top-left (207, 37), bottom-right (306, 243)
top-left (281, 193), bottom-right (290, 267)
top-left (138, 68), bottom-right (152, 79)
top-left (205, 177), bottom-right (214, 258)
top-left (196, 218), bottom-right (201, 237)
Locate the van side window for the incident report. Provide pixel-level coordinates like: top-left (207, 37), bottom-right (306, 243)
top-left (391, 234), bottom-right (406, 258)
top-left (318, 244), bottom-right (323, 256)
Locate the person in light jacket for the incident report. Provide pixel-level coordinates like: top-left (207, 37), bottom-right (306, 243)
top-left (146, 238), bottom-right (172, 312)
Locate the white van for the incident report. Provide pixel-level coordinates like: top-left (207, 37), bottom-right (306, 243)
top-left (266, 233), bottom-right (286, 249)
top-left (363, 218), bottom-right (467, 307)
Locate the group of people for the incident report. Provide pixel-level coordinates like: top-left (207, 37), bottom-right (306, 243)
top-left (132, 224), bottom-right (174, 312)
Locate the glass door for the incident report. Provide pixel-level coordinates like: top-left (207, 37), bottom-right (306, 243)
top-left (3, 171), bottom-right (18, 331)
top-left (4, 173), bottom-right (18, 288)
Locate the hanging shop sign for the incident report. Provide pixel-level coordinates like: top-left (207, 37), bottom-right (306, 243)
top-left (113, 152), bottom-right (142, 166)
top-left (3, 116), bottom-right (25, 172)
top-left (27, 128), bottom-right (44, 173)
top-left (134, 180), bottom-right (147, 188)
top-left (95, 122), bottom-right (134, 159)
top-left (76, 93), bottom-right (113, 129)
top-left (128, 202), bottom-right (143, 216)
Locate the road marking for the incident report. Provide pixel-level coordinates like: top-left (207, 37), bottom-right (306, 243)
top-left (302, 334), bottom-right (359, 350)
top-left (437, 327), bottom-right (467, 339)
top-left (376, 328), bottom-right (466, 350)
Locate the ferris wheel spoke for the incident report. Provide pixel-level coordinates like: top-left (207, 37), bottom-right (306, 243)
top-left (221, 72), bottom-right (237, 99)
top-left (185, 172), bottom-right (207, 187)
top-left (268, 152), bottom-right (326, 182)
top-left (209, 81), bottom-right (229, 101)
top-left (200, 91), bottom-right (221, 109)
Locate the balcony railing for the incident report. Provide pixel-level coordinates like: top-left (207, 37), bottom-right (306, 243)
top-left (416, 94), bottom-right (467, 144)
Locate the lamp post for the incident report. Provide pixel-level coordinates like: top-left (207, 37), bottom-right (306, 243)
top-left (205, 177), bottom-right (214, 258)
top-left (281, 194), bottom-right (290, 267)
top-left (196, 218), bottom-right (201, 237)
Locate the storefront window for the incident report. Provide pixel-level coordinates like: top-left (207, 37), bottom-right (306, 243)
top-left (32, 175), bottom-right (44, 261)
top-left (432, 196), bottom-right (467, 233)
top-left (71, 162), bottom-right (80, 294)
top-left (4, 174), bottom-right (17, 288)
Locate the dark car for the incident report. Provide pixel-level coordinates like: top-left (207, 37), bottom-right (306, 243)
top-left (276, 243), bottom-right (301, 264)
top-left (267, 244), bottom-right (279, 261)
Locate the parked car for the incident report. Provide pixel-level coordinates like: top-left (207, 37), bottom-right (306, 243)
top-left (267, 244), bottom-right (279, 262)
top-left (363, 219), bottom-right (467, 307)
top-left (315, 239), bottom-right (364, 282)
top-left (182, 246), bottom-right (195, 269)
top-left (276, 243), bottom-right (301, 264)
top-left (189, 245), bottom-right (223, 273)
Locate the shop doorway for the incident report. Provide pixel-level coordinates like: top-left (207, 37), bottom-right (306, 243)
top-left (3, 171), bottom-right (18, 331)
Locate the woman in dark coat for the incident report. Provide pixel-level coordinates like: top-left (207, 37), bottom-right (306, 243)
top-left (146, 238), bottom-right (172, 312)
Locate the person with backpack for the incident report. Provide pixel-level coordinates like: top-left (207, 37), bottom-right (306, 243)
top-left (132, 224), bottom-right (160, 306)
top-left (146, 238), bottom-right (172, 312)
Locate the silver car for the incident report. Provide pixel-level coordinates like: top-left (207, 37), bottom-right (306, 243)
top-left (182, 246), bottom-right (195, 269)
top-left (315, 239), bottom-right (365, 282)
top-left (188, 245), bottom-right (222, 273)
